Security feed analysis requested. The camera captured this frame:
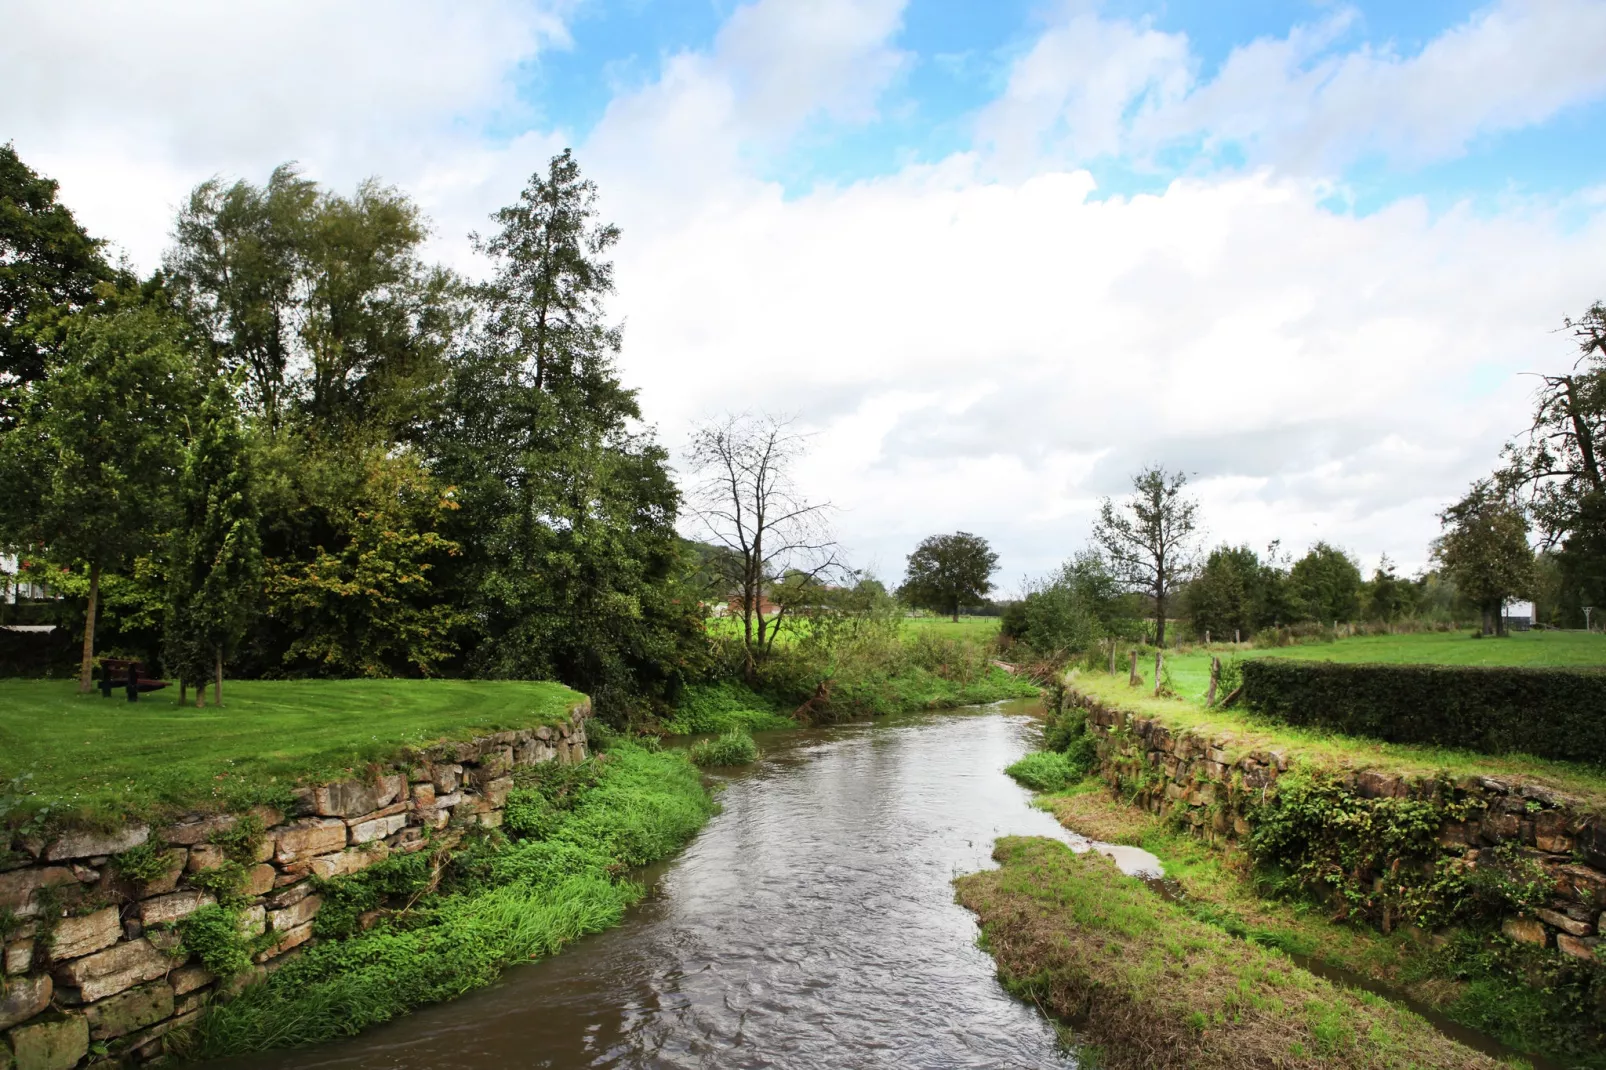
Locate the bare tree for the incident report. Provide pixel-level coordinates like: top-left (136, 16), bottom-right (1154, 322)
top-left (686, 413), bottom-right (839, 677)
top-left (1092, 465), bottom-right (1201, 646)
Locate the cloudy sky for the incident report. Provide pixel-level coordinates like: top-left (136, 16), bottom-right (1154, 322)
top-left (5, 0), bottom-right (1605, 587)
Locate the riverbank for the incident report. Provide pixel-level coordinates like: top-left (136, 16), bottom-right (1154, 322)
top-left (954, 836), bottom-right (1500, 1070)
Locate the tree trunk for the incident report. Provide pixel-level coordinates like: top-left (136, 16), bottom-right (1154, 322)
top-left (1153, 651), bottom-right (1164, 697)
top-left (1207, 657), bottom-right (1220, 706)
top-left (1481, 606), bottom-right (1494, 636)
top-left (180, 679), bottom-right (187, 705)
top-left (214, 646), bottom-right (223, 706)
top-left (196, 679), bottom-right (206, 709)
top-left (1154, 591), bottom-right (1166, 648)
top-left (77, 562), bottom-right (101, 693)
top-left (1128, 651), bottom-right (1139, 686)
top-left (951, 600), bottom-right (959, 624)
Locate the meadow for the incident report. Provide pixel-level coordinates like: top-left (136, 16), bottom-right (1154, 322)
top-left (0, 678), bottom-right (581, 824)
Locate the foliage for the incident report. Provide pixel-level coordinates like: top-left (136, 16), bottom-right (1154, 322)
top-left (1004, 750), bottom-right (1086, 792)
top-left (661, 681), bottom-right (793, 735)
top-left (1242, 658), bottom-right (1606, 762)
top-left (210, 813), bottom-right (266, 864)
top-left (1432, 480), bottom-right (1534, 635)
top-left (313, 850), bottom-right (434, 939)
top-left (1001, 557), bottom-right (1108, 656)
top-left (1289, 542), bottom-right (1363, 624)
top-left (178, 903), bottom-right (263, 979)
top-left (1092, 465), bottom-right (1201, 647)
top-left (114, 840), bottom-right (173, 883)
top-left (898, 532), bottom-right (999, 622)
top-left (689, 728), bottom-right (760, 766)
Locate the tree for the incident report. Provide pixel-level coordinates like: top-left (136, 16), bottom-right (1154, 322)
top-left (686, 413), bottom-right (838, 677)
top-left (1186, 544), bottom-right (1259, 640)
top-left (1290, 542), bottom-right (1363, 623)
top-left (1092, 465), bottom-right (1200, 646)
top-left (1433, 480), bottom-right (1534, 636)
top-left (1001, 560), bottom-right (1104, 656)
top-left (0, 144), bottom-right (113, 414)
top-left (1498, 300), bottom-right (1606, 625)
top-left (898, 532), bottom-right (999, 622)
top-left (0, 298), bottom-right (193, 690)
top-left (165, 374), bottom-right (262, 705)
top-left (1365, 554), bottom-right (1414, 623)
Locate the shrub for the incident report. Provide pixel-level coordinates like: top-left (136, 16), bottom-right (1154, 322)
top-left (1242, 660), bottom-right (1606, 762)
top-left (663, 682), bottom-right (793, 735)
top-left (689, 729), bottom-right (760, 767)
top-left (1004, 750), bottom-right (1084, 792)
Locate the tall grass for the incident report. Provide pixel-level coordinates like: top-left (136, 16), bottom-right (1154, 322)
top-left (183, 744), bottom-right (713, 1058)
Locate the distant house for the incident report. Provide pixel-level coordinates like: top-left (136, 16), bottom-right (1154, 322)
top-left (1502, 600), bottom-right (1535, 632)
top-left (1, 554), bottom-right (50, 604)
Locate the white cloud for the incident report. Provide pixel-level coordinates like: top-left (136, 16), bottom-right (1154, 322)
top-left (983, 0), bottom-right (1606, 173)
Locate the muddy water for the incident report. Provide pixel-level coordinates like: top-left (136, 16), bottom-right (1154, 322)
top-left (211, 703), bottom-right (1149, 1070)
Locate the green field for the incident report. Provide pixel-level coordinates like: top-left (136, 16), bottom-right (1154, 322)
top-left (0, 678), bottom-right (582, 825)
top-left (897, 615), bottom-right (1002, 642)
top-left (1142, 630), bottom-right (1606, 703)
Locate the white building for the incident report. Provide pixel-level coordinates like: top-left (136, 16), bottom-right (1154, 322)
top-left (1502, 599), bottom-right (1535, 631)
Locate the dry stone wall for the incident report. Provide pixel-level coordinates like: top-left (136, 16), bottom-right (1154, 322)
top-left (1077, 688), bottom-right (1606, 961)
top-left (0, 701), bottom-right (590, 1070)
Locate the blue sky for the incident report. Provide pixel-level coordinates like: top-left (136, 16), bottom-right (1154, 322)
top-left (4, 0), bottom-right (1606, 580)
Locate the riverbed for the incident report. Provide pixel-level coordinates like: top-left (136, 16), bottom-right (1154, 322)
top-left (208, 702), bottom-right (1150, 1069)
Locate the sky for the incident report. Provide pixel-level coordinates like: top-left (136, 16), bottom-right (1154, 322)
top-left (5, 0), bottom-right (1606, 589)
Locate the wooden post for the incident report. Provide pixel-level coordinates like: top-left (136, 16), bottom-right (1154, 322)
top-left (1207, 657), bottom-right (1220, 706)
top-left (1153, 651), bottom-right (1164, 697)
top-left (1108, 640), bottom-right (1116, 674)
top-left (1128, 651), bottom-right (1139, 686)
top-left (1204, 629), bottom-right (1210, 645)
top-left (1234, 628), bottom-right (1240, 644)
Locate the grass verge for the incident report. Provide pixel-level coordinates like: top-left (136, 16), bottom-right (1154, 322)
top-left (661, 681), bottom-right (795, 735)
top-left (0, 678), bottom-right (583, 829)
top-left (179, 741), bottom-right (714, 1058)
top-left (954, 836), bottom-right (1503, 1070)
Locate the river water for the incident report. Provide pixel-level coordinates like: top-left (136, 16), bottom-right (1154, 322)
top-left (211, 702), bottom-right (1156, 1070)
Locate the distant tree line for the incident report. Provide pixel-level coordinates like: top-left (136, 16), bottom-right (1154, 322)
top-left (0, 145), bottom-right (704, 718)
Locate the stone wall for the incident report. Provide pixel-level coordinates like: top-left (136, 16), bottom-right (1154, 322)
top-left (1078, 688), bottom-right (1606, 961)
top-left (0, 702), bottom-right (590, 1070)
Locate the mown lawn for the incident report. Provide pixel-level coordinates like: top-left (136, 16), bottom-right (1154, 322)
top-left (0, 678), bottom-right (582, 825)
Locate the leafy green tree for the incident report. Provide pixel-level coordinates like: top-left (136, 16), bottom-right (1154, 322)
top-left (0, 144), bottom-right (114, 413)
top-left (1002, 566), bottom-right (1101, 656)
top-left (1092, 465), bottom-right (1200, 646)
top-left (1432, 480), bottom-right (1534, 636)
top-left (0, 297), bottom-right (194, 690)
top-left (1186, 544), bottom-right (1259, 640)
top-left (165, 374), bottom-right (262, 704)
top-left (1289, 542), bottom-right (1363, 623)
top-left (1364, 554), bottom-right (1415, 622)
top-left (898, 532), bottom-right (999, 622)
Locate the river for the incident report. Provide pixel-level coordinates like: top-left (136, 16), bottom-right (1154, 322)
top-left (208, 702), bottom-right (1156, 1070)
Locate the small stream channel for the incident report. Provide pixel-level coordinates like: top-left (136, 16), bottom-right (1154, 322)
top-left (204, 702), bottom-right (1533, 1070)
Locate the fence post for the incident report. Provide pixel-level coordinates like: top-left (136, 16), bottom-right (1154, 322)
top-left (1207, 656), bottom-right (1220, 706)
top-left (1234, 628), bottom-right (1240, 644)
top-left (1153, 651), bottom-right (1164, 697)
top-left (1128, 651), bottom-right (1139, 687)
top-left (1108, 640), bottom-right (1116, 674)
top-left (1204, 629), bottom-right (1210, 645)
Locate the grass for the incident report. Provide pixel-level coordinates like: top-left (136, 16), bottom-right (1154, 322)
top-left (1047, 781), bottom-right (1605, 1066)
top-left (1146, 630), bottom-right (1606, 703)
top-left (182, 741), bottom-right (714, 1058)
top-left (0, 678), bottom-right (583, 827)
top-left (898, 615), bottom-right (1002, 642)
top-left (1069, 670), bottom-right (1606, 809)
top-left (1004, 750), bottom-right (1086, 792)
top-left (689, 728), bottom-right (761, 767)
top-left (954, 836), bottom-right (1503, 1070)
top-left (660, 681), bottom-right (795, 735)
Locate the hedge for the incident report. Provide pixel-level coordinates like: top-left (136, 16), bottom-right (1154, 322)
top-left (1241, 659), bottom-right (1606, 763)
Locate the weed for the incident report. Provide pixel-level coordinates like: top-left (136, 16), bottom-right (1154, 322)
top-left (690, 729), bottom-right (760, 767)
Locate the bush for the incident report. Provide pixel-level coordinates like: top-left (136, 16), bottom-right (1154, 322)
top-left (663, 682), bottom-right (794, 735)
top-left (689, 729), bottom-right (760, 767)
top-left (1242, 660), bottom-right (1606, 762)
top-left (1004, 750), bottom-right (1084, 792)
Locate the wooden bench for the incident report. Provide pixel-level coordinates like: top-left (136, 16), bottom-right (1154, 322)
top-left (98, 658), bottom-right (170, 701)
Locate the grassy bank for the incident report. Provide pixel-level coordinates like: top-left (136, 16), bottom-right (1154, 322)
top-left (0, 678), bottom-right (583, 827)
top-left (954, 836), bottom-right (1500, 1070)
top-left (1070, 671), bottom-right (1606, 808)
top-left (181, 740), bottom-right (714, 1058)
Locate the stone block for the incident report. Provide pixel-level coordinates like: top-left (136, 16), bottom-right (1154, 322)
top-left (175, 989), bottom-right (208, 1016)
top-left (431, 764), bottom-right (461, 794)
top-left (274, 818), bottom-right (347, 864)
top-left (482, 777), bottom-right (513, 808)
top-left (139, 890), bottom-right (214, 927)
top-left (0, 869), bottom-right (77, 919)
top-left (133, 848), bottom-right (189, 897)
top-left (1482, 812), bottom-right (1521, 843)
top-left (1502, 916), bottom-right (1548, 946)
top-left (472, 749), bottom-right (514, 783)
top-left (410, 783), bottom-right (436, 808)
top-left (308, 844), bottom-right (389, 880)
top-left (54, 939), bottom-right (180, 1003)
top-left (84, 981), bottom-right (172, 1040)
top-left (1537, 907), bottom-right (1592, 936)
top-left (349, 813), bottom-right (406, 845)
top-left (535, 725), bottom-right (553, 741)
top-left (4, 940), bottom-right (32, 975)
top-left (267, 894), bottom-right (322, 932)
top-left (258, 922), bottom-right (313, 962)
top-left (158, 814), bottom-right (236, 847)
top-left (312, 780), bottom-right (382, 819)
top-left (242, 863), bottom-right (276, 898)
top-left (6, 1013), bottom-right (87, 1070)
top-left (1558, 933), bottom-right (1600, 961)
top-left (267, 882), bottom-right (313, 910)
top-left (477, 811), bottom-right (504, 829)
top-left (0, 974), bottom-right (51, 1031)
top-left (169, 965), bottom-right (214, 996)
top-left (186, 844), bottom-right (228, 872)
top-left (345, 801), bottom-right (409, 829)
top-left (1356, 771), bottom-right (1405, 799)
top-left (237, 904), bottom-right (266, 939)
top-left (46, 907), bottom-right (120, 962)
top-left (44, 825), bottom-right (148, 862)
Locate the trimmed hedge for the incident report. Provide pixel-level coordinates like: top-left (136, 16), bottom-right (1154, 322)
top-left (1242, 659), bottom-right (1606, 763)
